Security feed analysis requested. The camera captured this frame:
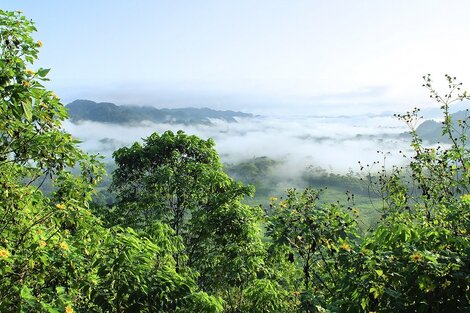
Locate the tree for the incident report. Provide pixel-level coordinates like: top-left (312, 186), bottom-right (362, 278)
top-left (264, 77), bottom-right (470, 312)
top-left (331, 76), bottom-right (470, 312)
top-left (90, 223), bottom-right (224, 313)
top-left (108, 130), bottom-right (267, 309)
top-left (0, 10), bottom-right (221, 312)
top-left (267, 188), bottom-right (358, 311)
top-left (109, 130), bottom-right (251, 233)
top-left (0, 9), bottom-right (104, 311)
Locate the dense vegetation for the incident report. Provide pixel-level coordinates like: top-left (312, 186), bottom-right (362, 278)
top-left (1, 10), bottom-right (469, 312)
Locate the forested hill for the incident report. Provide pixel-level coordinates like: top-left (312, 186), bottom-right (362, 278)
top-left (416, 109), bottom-right (469, 143)
top-left (66, 99), bottom-right (253, 124)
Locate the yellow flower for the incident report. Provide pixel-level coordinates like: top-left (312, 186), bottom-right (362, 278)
top-left (56, 203), bottom-right (65, 210)
top-left (60, 242), bottom-right (69, 251)
top-left (21, 81), bottom-right (30, 87)
top-left (37, 40), bottom-right (43, 47)
top-left (36, 229), bottom-right (43, 235)
top-left (352, 208), bottom-right (359, 215)
top-left (270, 197), bottom-right (278, 202)
top-left (65, 305), bottom-right (73, 313)
top-left (26, 69), bottom-right (35, 75)
top-left (39, 241), bottom-right (47, 248)
top-left (410, 252), bottom-right (423, 262)
top-left (0, 248), bottom-right (9, 259)
top-left (340, 242), bottom-right (351, 252)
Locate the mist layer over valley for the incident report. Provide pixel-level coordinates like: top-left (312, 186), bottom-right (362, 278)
top-left (64, 102), bottom-right (410, 172)
top-left (63, 100), bottom-right (415, 213)
top-left (63, 99), bottom-right (468, 224)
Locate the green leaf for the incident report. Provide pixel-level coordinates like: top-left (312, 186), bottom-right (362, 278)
top-left (36, 68), bottom-right (50, 77)
top-left (360, 297), bottom-right (368, 310)
top-left (423, 253), bottom-right (438, 263)
top-left (20, 285), bottom-right (35, 300)
top-left (22, 100), bottom-right (32, 121)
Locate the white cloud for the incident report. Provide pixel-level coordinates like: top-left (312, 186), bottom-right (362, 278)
top-left (63, 113), bottom-right (411, 175)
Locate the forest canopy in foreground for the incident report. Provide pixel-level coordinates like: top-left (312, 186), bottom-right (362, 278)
top-left (0, 9), bottom-right (469, 313)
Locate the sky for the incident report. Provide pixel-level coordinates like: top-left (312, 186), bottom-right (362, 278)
top-left (3, 0), bottom-right (470, 115)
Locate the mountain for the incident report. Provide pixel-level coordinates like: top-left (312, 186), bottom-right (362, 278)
top-left (416, 109), bottom-right (470, 143)
top-left (66, 99), bottom-right (253, 125)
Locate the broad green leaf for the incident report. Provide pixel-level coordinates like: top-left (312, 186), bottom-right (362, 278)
top-left (36, 68), bottom-right (50, 77)
top-left (22, 100), bottom-right (32, 121)
top-left (20, 286), bottom-right (34, 300)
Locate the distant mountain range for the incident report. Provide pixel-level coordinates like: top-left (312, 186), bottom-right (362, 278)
top-left (66, 99), bottom-right (253, 125)
top-left (416, 109), bottom-right (470, 143)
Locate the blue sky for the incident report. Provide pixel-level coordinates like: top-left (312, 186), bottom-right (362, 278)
top-left (4, 1), bottom-right (470, 114)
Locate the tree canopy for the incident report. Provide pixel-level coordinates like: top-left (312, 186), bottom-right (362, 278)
top-left (0, 9), bottom-right (222, 312)
top-left (0, 9), bottom-right (469, 313)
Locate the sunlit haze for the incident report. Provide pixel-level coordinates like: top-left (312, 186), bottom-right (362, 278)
top-left (4, 1), bottom-right (470, 115)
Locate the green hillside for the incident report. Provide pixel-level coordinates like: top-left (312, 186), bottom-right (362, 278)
top-left (416, 109), bottom-right (470, 143)
top-left (66, 99), bottom-right (253, 125)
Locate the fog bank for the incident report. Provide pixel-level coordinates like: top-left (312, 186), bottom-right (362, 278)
top-left (63, 113), bottom-right (411, 175)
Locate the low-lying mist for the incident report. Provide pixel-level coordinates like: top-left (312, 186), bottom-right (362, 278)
top-left (63, 113), bottom-right (412, 178)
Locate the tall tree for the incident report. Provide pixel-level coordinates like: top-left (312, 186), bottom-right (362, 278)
top-left (109, 130), bottom-right (267, 308)
top-left (109, 130), bottom-right (254, 252)
top-left (110, 131), bottom-right (251, 233)
top-left (0, 10), bottom-right (222, 312)
top-left (0, 8), bottom-right (105, 311)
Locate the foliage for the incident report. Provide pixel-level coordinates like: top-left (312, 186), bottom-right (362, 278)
top-left (0, 9), bottom-right (101, 312)
top-left (266, 188), bottom-right (359, 311)
top-left (415, 109), bottom-right (470, 143)
top-left (301, 167), bottom-right (373, 200)
top-left (109, 130), bottom-right (251, 232)
top-left (260, 76), bottom-right (470, 312)
top-left (242, 279), bottom-right (292, 313)
top-left (332, 75), bottom-right (470, 312)
top-left (2, 8), bottom-right (469, 313)
top-left (107, 130), bottom-right (268, 310)
top-left (224, 156), bottom-right (281, 198)
top-left (0, 10), bottom-right (220, 313)
top-left (90, 224), bottom-right (223, 313)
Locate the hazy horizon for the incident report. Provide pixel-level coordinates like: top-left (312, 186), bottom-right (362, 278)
top-left (63, 111), bottom-right (411, 176)
top-left (4, 1), bottom-right (470, 115)
top-left (3, 1), bottom-right (468, 174)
